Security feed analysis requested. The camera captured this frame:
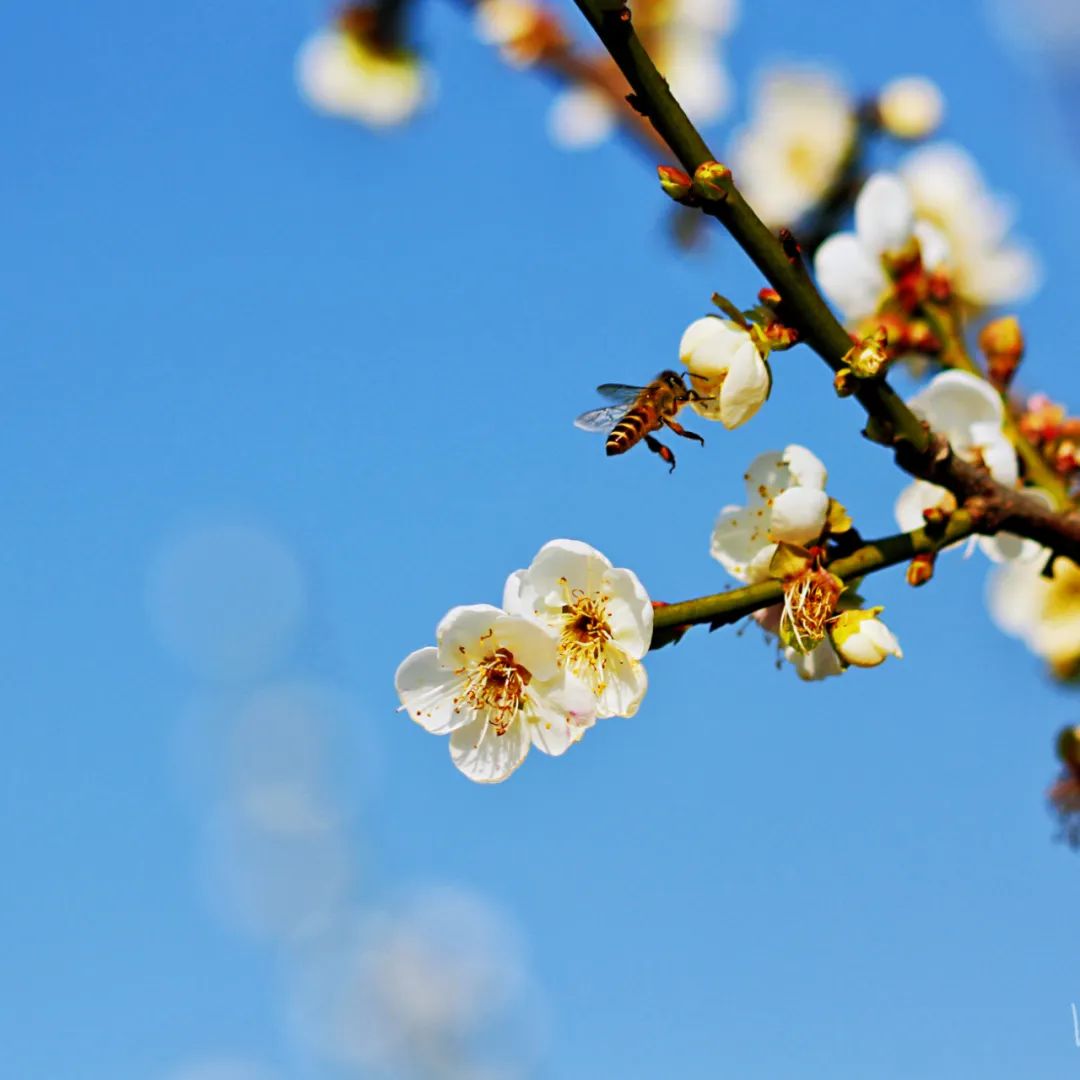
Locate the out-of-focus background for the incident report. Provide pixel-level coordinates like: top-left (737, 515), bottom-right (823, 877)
top-left (3, 1), bottom-right (1080, 1077)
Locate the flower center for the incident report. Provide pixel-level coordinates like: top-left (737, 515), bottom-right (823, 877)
top-left (457, 647), bottom-right (531, 736)
top-left (559, 592), bottom-right (612, 677)
top-left (781, 566), bottom-right (842, 653)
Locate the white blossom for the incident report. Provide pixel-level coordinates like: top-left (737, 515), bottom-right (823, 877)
top-left (296, 30), bottom-right (428, 128)
top-left (504, 539), bottom-right (652, 719)
top-left (678, 317), bottom-right (771, 429)
top-left (893, 371), bottom-right (1028, 561)
top-left (547, 86), bottom-right (617, 150)
top-left (899, 142), bottom-right (1039, 306)
top-left (545, 0), bottom-right (736, 150)
top-left (987, 553), bottom-right (1080, 676)
top-left (396, 605), bottom-right (595, 783)
top-left (876, 76), bottom-right (944, 140)
top-left (729, 68), bottom-right (856, 229)
top-left (814, 172), bottom-right (949, 323)
top-left (711, 446), bottom-right (830, 583)
top-left (829, 608), bottom-right (903, 668)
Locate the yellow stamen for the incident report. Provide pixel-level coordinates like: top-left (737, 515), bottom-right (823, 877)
top-left (454, 647), bottom-right (531, 736)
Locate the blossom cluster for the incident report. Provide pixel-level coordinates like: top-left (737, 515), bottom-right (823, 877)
top-left (709, 444), bottom-right (902, 680)
top-left (396, 540), bottom-right (653, 782)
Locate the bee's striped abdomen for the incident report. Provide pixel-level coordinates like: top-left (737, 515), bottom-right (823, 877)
top-left (605, 407), bottom-right (654, 456)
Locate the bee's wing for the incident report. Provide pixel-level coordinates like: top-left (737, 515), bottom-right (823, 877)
top-left (596, 383), bottom-right (646, 403)
top-left (574, 403), bottom-right (633, 433)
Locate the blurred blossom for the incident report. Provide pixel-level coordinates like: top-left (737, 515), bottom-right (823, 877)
top-left (984, 0), bottom-right (1080, 59)
top-left (147, 524), bottom-right (306, 683)
top-left (197, 682), bottom-right (361, 944)
top-left (547, 86), bottom-right (617, 150)
top-left (988, 554), bottom-right (1080, 678)
top-left (814, 171), bottom-right (950, 322)
top-left (729, 68), bottom-right (855, 229)
top-left (297, 21), bottom-right (430, 129)
top-left (162, 1060), bottom-right (279, 1080)
top-left (290, 887), bottom-right (542, 1078)
top-left (899, 142), bottom-right (1040, 306)
top-left (876, 75), bottom-right (945, 141)
top-left (546, 0), bottom-right (737, 150)
top-left (201, 796), bottom-right (351, 944)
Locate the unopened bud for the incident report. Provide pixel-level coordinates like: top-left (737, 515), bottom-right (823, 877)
top-left (876, 76), bottom-right (944, 140)
top-left (1056, 440), bottom-right (1078, 475)
top-left (657, 165), bottom-right (694, 202)
top-left (758, 288), bottom-right (782, 308)
top-left (692, 160), bottom-right (732, 202)
top-left (921, 503), bottom-right (952, 526)
top-left (842, 329), bottom-right (889, 379)
top-left (979, 315), bottom-right (1024, 390)
top-left (834, 367), bottom-right (856, 397)
top-left (1058, 725), bottom-right (1080, 770)
top-left (906, 552), bottom-right (935, 587)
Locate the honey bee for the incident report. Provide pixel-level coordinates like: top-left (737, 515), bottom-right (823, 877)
top-left (574, 370), bottom-right (707, 472)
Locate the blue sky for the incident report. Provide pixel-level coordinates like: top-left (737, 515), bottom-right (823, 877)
top-left (3, 0), bottom-right (1080, 1077)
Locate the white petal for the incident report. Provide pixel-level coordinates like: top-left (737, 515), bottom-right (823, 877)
top-left (913, 220), bottom-right (951, 271)
top-left (742, 450), bottom-right (790, 503)
top-left (745, 543), bottom-right (779, 584)
top-left (595, 651), bottom-right (648, 718)
top-left (603, 567), bottom-right (653, 659)
top-left (547, 87), bottom-right (616, 149)
top-left (769, 487), bottom-right (829, 545)
top-left (515, 539), bottom-right (612, 615)
top-left (969, 424), bottom-right (1018, 485)
top-left (449, 714), bottom-right (531, 783)
top-left (985, 559), bottom-right (1048, 640)
top-left (493, 614), bottom-right (560, 683)
top-left (679, 317), bottom-right (752, 375)
top-left (894, 479), bottom-right (950, 532)
top-left (718, 341), bottom-right (771, 429)
top-left (814, 232), bottom-right (888, 321)
top-left (710, 505), bottom-right (772, 581)
top-left (435, 604), bottom-right (504, 668)
top-left (781, 444), bottom-right (828, 490)
top-left (786, 640), bottom-right (845, 680)
top-left (501, 568), bottom-right (526, 615)
top-left (863, 618), bottom-right (902, 658)
top-left (837, 632), bottom-right (884, 667)
top-left (907, 370), bottom-right (1004, 439)
top-left (395, 647), bottom-right (474, 735)
top-left (855, 172), bottom-right (915, 256)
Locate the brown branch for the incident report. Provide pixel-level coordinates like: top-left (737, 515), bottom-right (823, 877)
top-left (571, 0), bottom-right (1080, 565)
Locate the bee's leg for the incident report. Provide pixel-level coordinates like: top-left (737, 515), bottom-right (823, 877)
top-left (664, 418), bottom-right (705, 447)
top-left (644, 434), bottom-right (677, 473)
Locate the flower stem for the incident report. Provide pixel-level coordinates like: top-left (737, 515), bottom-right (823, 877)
top-left (651, 513), bottom-right (977, 640)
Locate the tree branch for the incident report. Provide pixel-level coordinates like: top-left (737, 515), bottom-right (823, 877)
top-left (651, 512), bottom-right (977, 642)
top-left (572, 0), bottom-right (1080, 564)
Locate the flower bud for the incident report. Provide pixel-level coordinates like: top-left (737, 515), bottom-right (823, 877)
top-left (1057, 725), bottom-right (1080, 771)
top-left (876, 76), bottom-right (944, 140)
top-left (906, 552), bottom-right (935, 587)
top-left (658, 165), bottom-right (694, 202)
top-left (978, 315), bottom-right (1024, 391)
top-left (842, 329), bottom-right (889, 379)
top-left (833, 367), bottom-right (856, 397)
top-left (829, 607), bottom-right (902, 668)
top-left (692, 161), bottom-right (732, 202)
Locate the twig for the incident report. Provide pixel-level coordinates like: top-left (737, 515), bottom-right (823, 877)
top-left (651, 512), bottom-right (976, 642)
top-left (572, 0), bottom-right (1080, 564)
